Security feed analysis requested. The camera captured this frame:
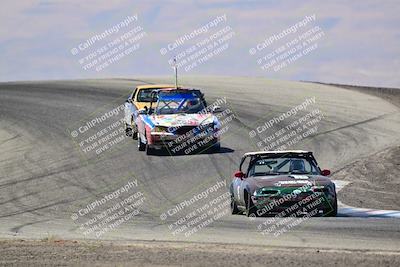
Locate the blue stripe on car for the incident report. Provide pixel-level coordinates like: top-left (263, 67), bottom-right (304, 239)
top-left (141, 115), bottom-right (155, 128)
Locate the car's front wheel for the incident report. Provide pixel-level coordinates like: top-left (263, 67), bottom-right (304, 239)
top-left (137, 134), bottom-right (146, 151)
top-left (131, 117), bottom-right (138, 140)
top-left (231, 195), bottom-right (240, 215)
top-left (245, 191), bottom-right (257, 217)
top-left (125, 123), bottom-right (132, 137)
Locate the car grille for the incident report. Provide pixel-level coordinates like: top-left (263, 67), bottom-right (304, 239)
top-left (260, 189), bottom-right (279, 195)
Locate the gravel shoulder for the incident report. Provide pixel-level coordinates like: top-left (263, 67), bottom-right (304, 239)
top-left (315, 82), bottom-right (400, 210)
top-left (1, 239), bottom-right (400, 267)
top-left (334, 145), bottom-right (400, 210)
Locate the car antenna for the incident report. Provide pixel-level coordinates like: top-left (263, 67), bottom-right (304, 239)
top-left (173, 56), bottom-right (178, 89)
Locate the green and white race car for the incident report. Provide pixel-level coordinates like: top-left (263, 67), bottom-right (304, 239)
top-left (230, 150), bottom-right (337, 217)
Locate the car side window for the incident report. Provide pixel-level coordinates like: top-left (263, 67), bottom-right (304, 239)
top-left (303, 160), bottom-right (312, 173)
top-left (132, 88), bottom-right (138, 102)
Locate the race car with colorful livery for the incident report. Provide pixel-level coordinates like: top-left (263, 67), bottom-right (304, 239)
top-left (230, 150), bottom-right (337, 217)
top-left (124, 84), bottom-right (175, 139)
top-left (135, 88), bottom-right (221, 155)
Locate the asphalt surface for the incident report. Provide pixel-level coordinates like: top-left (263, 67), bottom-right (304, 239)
top-left (1, 76), bottom-right (400, 259)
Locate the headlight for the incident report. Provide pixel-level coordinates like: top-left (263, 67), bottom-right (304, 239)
top-left (152, 126), bottom-right (168, 133)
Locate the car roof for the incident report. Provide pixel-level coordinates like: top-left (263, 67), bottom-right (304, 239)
top-left (243, 150), bottom-right (311, 157)
top-left (152, 88), bottom-right (202, 94)
top-left (136, 84), bottom-right (176, 90)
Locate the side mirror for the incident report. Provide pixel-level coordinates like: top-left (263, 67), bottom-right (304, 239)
top-left (321, 169), bottom-right (331, 176)
top-left (234, 171), bottom-right (245, 179)
top-left (212, 105), bottom-right (222, 113)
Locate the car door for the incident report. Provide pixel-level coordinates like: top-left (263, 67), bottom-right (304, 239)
top-left (124, 88), bottom-right (137, 125)
top-left (233, 156), bottom-right (251, 207)
top-left (135, 108), bottom-right (148, 142)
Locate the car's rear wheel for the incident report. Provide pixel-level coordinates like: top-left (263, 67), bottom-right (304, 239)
top-left (132, 129), bottom-right (138, 140)
top-left (231, 195), bottom-right (240, 215)
top-left (245, 191), bottom-right (257, 217)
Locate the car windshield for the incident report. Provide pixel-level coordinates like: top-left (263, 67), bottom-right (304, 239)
top-left (137, 89), bottom-right (158, 102)
top-left (248, 157), bottom-right (320, 177)
top-left (155, 91), bottom-right (205, 115)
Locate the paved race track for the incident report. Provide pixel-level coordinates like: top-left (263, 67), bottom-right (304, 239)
top-left (1, 76), bottom-right (400, 255)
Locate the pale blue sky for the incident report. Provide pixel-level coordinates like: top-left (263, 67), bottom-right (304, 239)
top-left (0, 0), bottom-right (399, 87)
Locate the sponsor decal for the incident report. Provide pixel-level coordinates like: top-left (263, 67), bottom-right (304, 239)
top-left (275, 180), bottom-right (312, 186)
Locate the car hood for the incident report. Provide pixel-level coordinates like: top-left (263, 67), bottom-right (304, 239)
top-left (249, 174), bottom-right (333, 188)
top-left (134, 102), bottom-right (150, 110)
top-left (150, 113), bottom-right (215, 127)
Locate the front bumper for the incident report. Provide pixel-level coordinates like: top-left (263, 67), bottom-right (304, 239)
top-left (252, 186), bottom-right (336, 216)
top-left (148, 130), bottom-right (219, 150)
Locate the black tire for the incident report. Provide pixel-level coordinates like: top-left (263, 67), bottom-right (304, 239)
top-left (125, 123), bottom-right (132, 137)
top-left (132, 130), bottom-right (138, 140)
top-left (137, 134), bottom-right (145, 151)
top-left (231, 196), bottom-right (240, 215)
top-left (325, 195), bottom-right (338, 217)
top-left (245, 191), bottom-right (257, 217)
